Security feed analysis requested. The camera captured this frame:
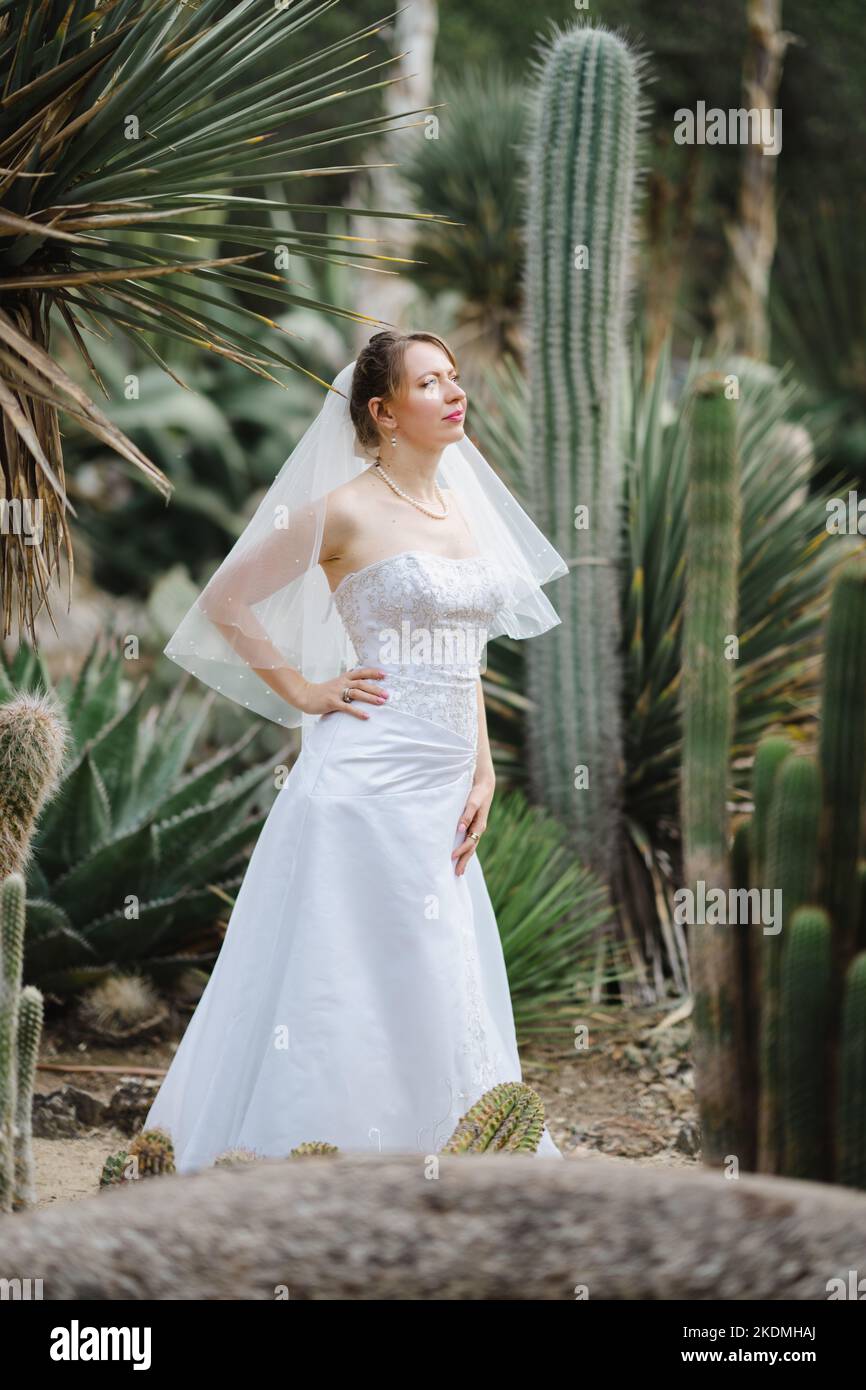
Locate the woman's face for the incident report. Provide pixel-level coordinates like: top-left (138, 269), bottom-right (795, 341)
top-left (372, 341), bottom-right (466, 452)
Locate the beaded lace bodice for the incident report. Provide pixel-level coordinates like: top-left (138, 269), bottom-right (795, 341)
top-left (331, 550), bottom-right (508, 749)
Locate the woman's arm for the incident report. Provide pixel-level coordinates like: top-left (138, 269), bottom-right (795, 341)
top-left (473, 673), bottom-right (494, 783)
top-left (452, 675), bottom-right (496, 876)
top-left (202, 497), bottom-right (383, 719)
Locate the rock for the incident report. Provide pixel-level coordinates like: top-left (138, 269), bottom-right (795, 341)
top-left (104, 1079), bottom-right (162, 1137)
top-left (32, 1090), bottom-right (79, 1138)
top-left (61, 1086), bottom-right (108, 1127)
top-left (674, 1120), bottom-right (701, 1157)
top-left (2, 1153), bottom-right (866, 1299)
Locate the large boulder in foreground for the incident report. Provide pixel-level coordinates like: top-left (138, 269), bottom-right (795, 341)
top-left (1, 1153), bottom-right (864, 1299)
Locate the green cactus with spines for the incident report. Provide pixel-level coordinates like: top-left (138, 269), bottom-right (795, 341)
top-left (0, 691), bottom-right (69, 881)
top-left (779, 907), bottom-right (832, 1180)
top-left (288, 1142), bottom-right (340, 1158)
top-left (814, 558), bottom-right (866, 1179)
top-left (680, 373), bottom-right (745, 1164)
top-left (440, 1081), bottom-right (545, 1154)
top-left (13, 986), bottom-right (43, 1210)
top-left (214, 1146), bottom-right (265, 1166)
top-left (759, 754), bottom-right (822, 1174)
top-left (0, 873), bottom-right (43, 1213)
top-left (836, 952), bottom-right (866, 1189)
top-left (685, 554), bottom-right (866, 1186)
top-left (817, 561), bottom-right (866, 971)
top-left (0, 874), bottom-right (22, 1211)
top-left (750, 736), bottom-right (795, 889)
top-left (100, 1150), bottom-right (132, 1188)
top-left (745, 735), bottom-right (796, 1108)
top-left (730, 816), bottom-right (760, 1154)
top-left (523, 20), bottom-right (645, 883)
top-left (126, 1127), bottom-right (176, 1177)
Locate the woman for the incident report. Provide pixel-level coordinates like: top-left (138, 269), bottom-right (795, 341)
top-left (145, 329), bottom-right (569, 1168)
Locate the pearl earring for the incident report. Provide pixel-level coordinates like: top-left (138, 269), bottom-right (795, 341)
top-left (390, 433), bottom-right (397, 448)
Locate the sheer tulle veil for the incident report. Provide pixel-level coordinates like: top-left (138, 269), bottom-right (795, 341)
top-left (164, 359), bottom-right (569, 740)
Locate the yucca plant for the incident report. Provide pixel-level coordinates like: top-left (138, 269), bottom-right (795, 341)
top-left (0, 635), bottom-right (284, 996)
top-left (0, 0), bottom-right (447, 640)
top-left (478, 787), bottom-right (625, 1041)
top-left (771, 196), bottom-right (866, 484)
top-left (473, 338), bottom-right (850, 993)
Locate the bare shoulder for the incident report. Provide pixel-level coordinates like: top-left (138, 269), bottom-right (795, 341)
top-left (320, 468), bottom-right (378, 560)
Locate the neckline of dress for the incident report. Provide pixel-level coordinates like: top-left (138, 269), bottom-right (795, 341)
top-left (330, 549), bottom-right (487, 599)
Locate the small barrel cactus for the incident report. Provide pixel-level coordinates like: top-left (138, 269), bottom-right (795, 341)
top-left (99, 1150), bottom-right (133, 1188)
top-left (126, 1127), bottom-right (176, 1177)
top-left (440, 1081), bottom-right (546, 1154)
top-left (214, 1146), bottom-right (266, 1166)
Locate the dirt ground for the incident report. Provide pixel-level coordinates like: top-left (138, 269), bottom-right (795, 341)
top-left (31, 999), bottom-right (699, 1209)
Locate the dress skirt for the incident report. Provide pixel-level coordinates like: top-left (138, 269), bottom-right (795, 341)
top-left (144, 697), bottom-right (564, 1169)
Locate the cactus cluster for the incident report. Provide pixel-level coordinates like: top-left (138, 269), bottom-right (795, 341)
top-left (738, 556), bottom-right (866, 1186)
top-left (105, 1083), bottom-right (548, 1182)
top-left (100, 1127), bottom-right (176, 1187)
top-left (681, 387), bottom-right (866, 1189)
top-left (288, 1141), bottom-right (340, 1158)
top-left (683, 478), bottom-right (866, 1184)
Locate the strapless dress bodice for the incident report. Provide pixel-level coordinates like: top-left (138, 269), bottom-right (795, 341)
top-left (330, 549), bottom-right (509, 748)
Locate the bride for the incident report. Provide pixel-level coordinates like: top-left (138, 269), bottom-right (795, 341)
top-left (145, 329), bottom-right (569, 1169)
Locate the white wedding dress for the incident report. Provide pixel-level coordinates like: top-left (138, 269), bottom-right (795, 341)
top-left (145, 549), bottom-right (564, 1168)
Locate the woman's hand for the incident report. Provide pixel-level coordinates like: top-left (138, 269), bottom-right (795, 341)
top-left (452, 766), bottom-right (495, 876)
top-left (296, 666), bottom-right (389, 719)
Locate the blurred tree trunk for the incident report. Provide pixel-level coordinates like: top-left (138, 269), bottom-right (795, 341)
top-left (711, 0), bottom-right (796, 359)
top-left (347, 2), bottom-right (439, 346)
top-left (642, 145), bottom-right (700, 382)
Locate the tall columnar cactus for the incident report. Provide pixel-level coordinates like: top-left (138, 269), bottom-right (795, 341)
top-left (817, 561), bottom-right (866, 973)
top-left (750, 736), bottom-right (794, 888)
top-left (523, 21), bottom-right (644, 885)
top-left (836, 952), bottom-right (866, 1189)
top-left (759, 754), bottom-right (821, 1174)
top-left (680, 374), bottom-right (745, 1164)
top-left (780, 907), bottom-right (831, 1181)
top-left (0, 874), bottom-right (43, 1212)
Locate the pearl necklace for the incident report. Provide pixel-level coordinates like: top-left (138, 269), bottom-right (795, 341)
top-left (374, 461), bottom-right (449, 520)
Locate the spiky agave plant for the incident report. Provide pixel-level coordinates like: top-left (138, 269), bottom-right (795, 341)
top-left (0, 634), bottom-right (282, 995)
top-left (0, 0), bottom-right (446, 641)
